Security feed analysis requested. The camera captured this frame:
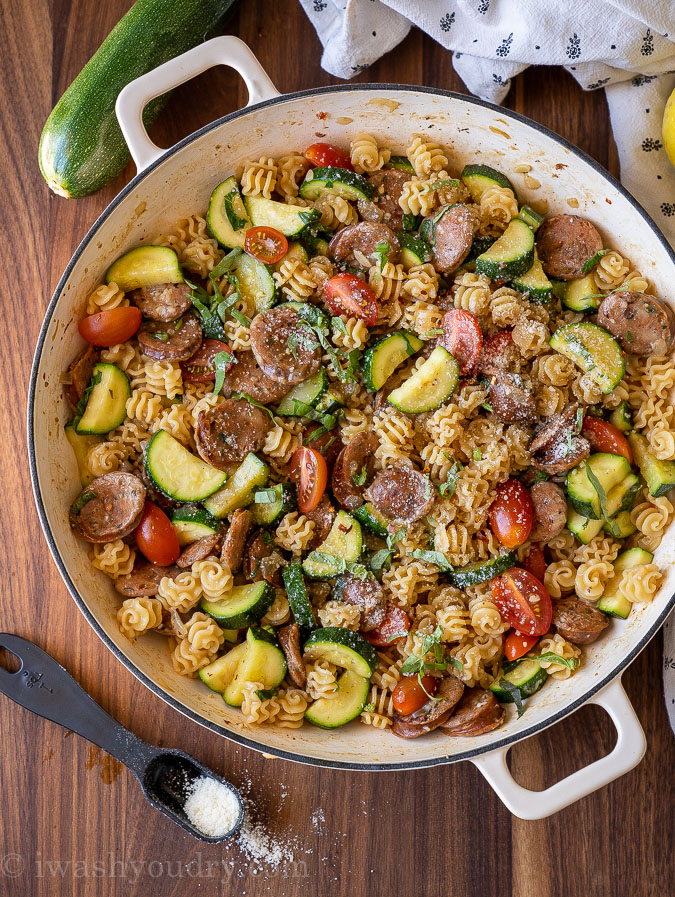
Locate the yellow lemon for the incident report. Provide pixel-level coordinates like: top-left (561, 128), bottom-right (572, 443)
top-left (663, 86), bottom-right (675, 168)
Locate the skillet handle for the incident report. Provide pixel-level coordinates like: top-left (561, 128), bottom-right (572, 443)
top-left (115, 35), bottom-right (280, 173)
top-left (470, 677), bottom-right (646, 819)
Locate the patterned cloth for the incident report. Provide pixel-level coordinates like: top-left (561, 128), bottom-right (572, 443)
top-left (302, 0), bottom-right (675, 733)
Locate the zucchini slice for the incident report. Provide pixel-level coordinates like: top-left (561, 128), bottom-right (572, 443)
top-left (566, 472), bottom-right (640, 543)
top-left (353, 502), bottom-right (391, 538)
top-left (517, 205), bottom-right (544, 231)
top-left (566, 453), bottom-right (632, 519)
top-left (315, 385), bottom-right (345, 416)
top-left (74, 363), bottom-right (130, 435)
top-left (251, 483), bottom-right (297, 527)
top-left (490, 659), bottom-right (547, 703)
top-left (244, 195), bottom-right (319, 237)
top-left (461, 164), bottom-right (517, 203)
top-left (627, 431), bottom-right (675, 497)
top-left (597, 547), bottom-right (654, 619)
top-left (206, 176), bottom-right (251, 249)
top-left (561, 272), bottom-right (602, 312)
top-left (222, 626), bottom-right (287, 707)
top-left (448, 551), bottom-right (516, 588)
top-left (299, 166), bottom-right (374, 202)
top-left (387, 155), bottom-right (415, 174)
top-left (105, 246), bottom-right (183, 291)
top-left (199, 642), bottom-right (247, 693)
top-left (276, 368), bottom-right (329, 416)
top-left (303, 627), bottom-right (378, 678)
top-left (305, 669), bottom-right (370, 728)
top-left (361, 331), bottom-right (423, 392)
top-left (475, 218), bottom-right (535, 280)
top-left (510, 255), bottom-right (553, 303)
top-left (387, 345), bottom-right (459, 413)
top-left (609, 401), bottom-right (633, 434)
top-left (230, 251), bottom-right (277, 315)
top-left (145, 430), bottom-right (227, 502)
top-left (171, 506), bottom-right (221, 546)
top-left (467, 235), bottom-right (497, 262)
top-left (398, 233), bottom-right (433, 269)
top-left (201, 581), bottom-right (276, 629)
top-left (602, 510), bottom-right (637, 539)
top-left (549, 322), bottom-right (625, 394)
top-left (64, 425), bottom-right (102, 486)
top-left (282, 563), bottom-right (317, 630)
top-left (203, 453), bottom-right (270, 519)
top-left (302, 511), bottom-right (363, 579)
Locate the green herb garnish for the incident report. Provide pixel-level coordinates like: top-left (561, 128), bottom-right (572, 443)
top-left (231, 392), bottom-right (276, 420)
top-left (150, 331), bottom-right (169, 341)
top-left (212, 350), bottom-right (235, 396)
top-left (373, 241), bottom-right (390, 271)
top-left (439, 459), bottom-right (462, 497)
top-left (530, 652), bottom-right (578, 670)
top-left (70, 489), bottom-right (96, 516)
top-left (255, 687), bottom-right (279, 701)
top-left (370, 528), bottom-right (407, 573)
top-left (473, 448), bottom-right (482, 461)
top-left (497, 677), bottom-right (525, 717)
top-left (411, 549), bottom-right (454, 573)
top-left (352, 465), bottom-right (368, 487)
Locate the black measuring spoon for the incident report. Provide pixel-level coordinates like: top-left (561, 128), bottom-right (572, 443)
top-left (0, 634), bottom-right (243, 842)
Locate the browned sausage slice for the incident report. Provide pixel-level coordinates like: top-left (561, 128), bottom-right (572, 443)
top-left (277, 622), bottom-right (306, 688)
top-left (221, 508), bottom-right (254, 572)
top-left (70, 472), bottom-right (146, 543)
top-left (356, 170), bottom-right (409, 230)
top-left (441, 688), bottom-right (505, 736)
top-left (552, 597), bottom-right (610, 645)
top-left (64, 345), bottom-right (99, 410)
top-left (536, 215), bottom-right (603, 281)
top-left (176, 532), bottom-right (222, 568)
top-left (529, 481), bottom-right (568, 542)
top-left (391, 676), bottom-right (465, 738)
top-left (219, 352), bottom-right (291, 404)
top-left (530, 403), bottom-right (590, 475)
top-left (331, 432), bottom-right (379, 511)
top-left (328, 222), bottom-right (400, 268)
top-left (334, 573), bottom-right (386, 631)
top-left (129, 282), bottom-right (193, 322)
top-left (597, 291), bottom-right (673, 356)
top-left (249, 306), bottom-right (322, 385)
top-left (137, 311), bottom-right (202, 361)
top-left (243, 531), bottom-right (285, 587)
top-left (114, 561), bottom-right (181, 597)
top-left (305, 495), bottom-right (336, 548)
top-left (424, 204), bottom-right (474, 274)
top-left (195, 398), bottom-right (271, 469)
top-left (485, 370), bottom-right (537, 425)
top-left (475, 331), bottom-right (519, 376)
top-left (365, 464), bottom-right (435, 524)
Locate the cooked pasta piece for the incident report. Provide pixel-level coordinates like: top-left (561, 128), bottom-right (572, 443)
top-left (117, 597), bottom-right (163, 640)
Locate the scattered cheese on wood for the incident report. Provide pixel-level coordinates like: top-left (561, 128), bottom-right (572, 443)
top-left (183, 776), bottom-right (239, 838)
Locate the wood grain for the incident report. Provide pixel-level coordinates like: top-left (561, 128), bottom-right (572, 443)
top-left (0, 2), bottom-right (673, 895)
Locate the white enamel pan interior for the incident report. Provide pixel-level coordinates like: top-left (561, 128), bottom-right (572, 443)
top-left (28, 37), bottom-right (675, 819)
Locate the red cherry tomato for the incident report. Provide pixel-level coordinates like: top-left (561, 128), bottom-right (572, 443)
top-left (523, 544), bottom-right (547, 582)
top-left (440, 309), bottom-right (483, 376)
top-left (474, 330), bottom-right (514, 375)
top-left (488, 478), bottom-right (534, 548)
top-left (244, 226), bottom-right (288, 264)
top-left (180, 339), bottom-right (234, 383)
top-left (323, 273), bottom-right (378, 326)
top-left (78, 307), bottom-right (141, 347)
top-left (492, 567), bottom-right (552, 637)
top-left (392, 674), bottom-right (438, 715)
top-left (303, 142), bottom-right (354, 171)
top-left (504, 630), bottom-right (540, 662)
top-left (134, 501), bottom-right (180, 566)
top-left (290, 447), bottom-right (328, 513)
top-left (362, 604), bottom-right (411, 646)
top-left (581, 416), bottom-right (633, 464)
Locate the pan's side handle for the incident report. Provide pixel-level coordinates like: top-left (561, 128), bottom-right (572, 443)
top-left (115, 35), bottom-right (280, 173)
top-left (470, 677), bottom-right (646, 819)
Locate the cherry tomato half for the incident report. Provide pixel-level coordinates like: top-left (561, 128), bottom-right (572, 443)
top-left (180, 339), bottom-right (234, 383)
top-left (441, 309), bottom-right (483, 376)
top-left (134, 501), bottom-right (180, 566)
top-left (523, 544), bottom-right (547, 582)
top-left (290, 446), bottom-right (328, 514)
top-left (303, 142), bottom-right (353, 171)
top-left (363, 604), bottom-right (411, 647)
top-left (474, 330), bottom-right (514, 376)
top-left (323, 273), bottom-right (378, 326)
top-left (582, 416), bottom-right (633, 464)
top-left (392, 675), bottom-right (438, 715)
top-left (488, 478), bottom-right (533, 548)
top-left (504, 630), bottom-right (540, 662)
top-left (244, 226), bottom-right (288, 264)
top-left (492, 567), bottom-right (552, 637)
top-left (78, 306), bottom-right (141, 347)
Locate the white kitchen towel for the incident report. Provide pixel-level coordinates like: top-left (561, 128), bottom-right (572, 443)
top-left (301, 0), bottom-right (675, 733)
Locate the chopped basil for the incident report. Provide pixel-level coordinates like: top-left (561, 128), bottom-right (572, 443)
top-left (574, 406), bottom-right (584, 434)
top-left (72, 369), bottom-right (103, 429)
top-left (370, 527), bottom-right (407, 573)
top-left (331, 316), bottom-right (348, 337)
top-left (426, 177), bottom-right (460, 192)
top-left (423, 474), bottom-right (433, 500)
top-left (532, 469), bottom-right (550, 483)
top-left (626, 331), bottom-right (633, 342)
top-left (231, 392), bottom-right (276, 420)
top-left (373, 241), bottom-right (390, 272)
top-left (584, 460), bottom-right (612, 525)
top-left (362, 702), bottom-right (375, 713)
top-left (473, 448), bottom-right (482, 461)
top-left (254, 488), bottom-right (279, 504)
top-left (211, 248), bottom-right (243, 279)
top-left (212, 350), bottom-right (235, 396)
top-left (150, 331), bottom-right (169, 341)
top-left (261, 531), bottom-right (274, 545)
top-left (69, 489), bottom-right (96, 516)
top-left (223, 190), bottom-right (249, 231)
top-left (411, 549), bottom-right (454, 573)
top-left (255, 687), bottom-right (279, 702)
top-left (352, 465), bottom-right (368, 487)
top-left (402, 213), bottom-right (421, 232)
top-left (385, 631), bottom-right (409, 643)
top-left (174, 317), bottom-right (184, 331)
top-left (497, 678), bottom-right (525, 717)
top-left (581, 248), bottom-right (610, 275)
top-left (439, 459), bottom-right (462, 497)
top-left (529, 652), bottom-right (578, 670)
top-left (424, 328), bottom-right (445, 338)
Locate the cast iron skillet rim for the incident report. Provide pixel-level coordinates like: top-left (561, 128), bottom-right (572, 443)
top-left (28, 82), bottom-right (675, 770)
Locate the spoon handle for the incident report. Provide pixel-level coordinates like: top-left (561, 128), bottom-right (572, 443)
top-left (0, 634), bottom-right (156, 773)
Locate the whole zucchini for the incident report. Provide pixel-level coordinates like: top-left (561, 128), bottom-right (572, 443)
top-left (38, 0), bottom-right (237, 198)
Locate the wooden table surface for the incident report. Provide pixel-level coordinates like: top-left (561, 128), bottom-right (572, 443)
top-left (1, 2), bottom-right (673, 895)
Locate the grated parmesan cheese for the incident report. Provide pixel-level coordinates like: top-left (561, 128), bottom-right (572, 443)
top-left (184, 776), bottom-right (240, 838)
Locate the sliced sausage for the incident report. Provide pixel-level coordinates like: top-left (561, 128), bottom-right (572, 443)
top-left (331, 432), bottom-right (379, 511)
top-left (391, 675), bottom-right (465, 738)
top-left (305, 495), bottom-right (336, 548)
top-left (423, 204), bottom-right (474, 274)
top-left (334, 573), bottom-right (386, 631)
top-left (328, 222), bottom-right (400, 268)
top-left (441, 688), bottom-right (505, 736)
top-left (243, 531), bottom-right (284, 587)
top-left (552, 597), bottom-right (610, 645)
top-left (597, 291), bottom-right (673, 356)
top-left (356, 170), bottom-right (409, 230)
top-left (364, 465), bottom-right (435, 524)
top-left (475, 331), bottom-right (519, 376)
top-left (64, 345), bottom-right (99, 410)
top-left (69, 472), bottom-right (146, 543)
top-left (529, 481), bottom-right (568, 542)
top-left (249, 306), bottom-right (322, 386)
top-left (530, 403), bottom-right (590, 475)
top-left (536, 215), bottom-right (603, 281)
top-left (277, 622), bottom-right (306, 688)
top-left (195, 398), bottom-right (271, 469)
top-left (114, 561), bottom-right (181, 597)
top-left (129, 282), bottom-right (193, 322)
top-left (219, 352), bottom-right (291, 405)
top-left (137, 311), bottom-right (202, 362)
top-left (221, 508), bottom-right (254, 572)
top-left (484, 370), bottom-right (537, 426)
top-left (176, 532), bottom-right (222, 568)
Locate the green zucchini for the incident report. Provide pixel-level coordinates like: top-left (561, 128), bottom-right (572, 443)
top-left (561, 273), bottom-right (602, 312)
top-left (230, 251), bottom-right (276, 315)
top-left (609, 401), bottom-right (633, 434)
top-left (206, 177), bottom-right (251, 249)
top-left (490, 659), bottom-right (547, 703)
top-left (201, 582), bottom-right (276, 630)
top-left (302, 511), bottom-right (363, 579)
top-left (305, 669), bottom-right (370, 728)
top-left (582, 249), bottom-right (611, 275)
top-left (38, 0), bottom-right (237, 198)
top-left (64, 425), bottom-right (102, 486)
top-left (602, 510), bottom-right (637, 539)
top-left (299, 167), bottom-right (374, 202)
top-left (203, 453), bottom-right (270, 519)
top-left (282, 563), bottom-right (317, 630)
top-left (597, 547), bottom-right (654, 619)
top-left (387, 345), bottom-right (459, 413)
top-left (145, 429), bottom-right (227, 501)
top-left (510, 255), bottom-right (553, 303)
top-left (353, 502), bottom-right (391, 538)
top-left (251, 483), bottom-right (297, 527)
top-left (628, 431), bottom-right (675, 497)
top-left (566, 472), bottom-right (640, 543)
top-left (171, 505), bottom-right (221, 545)
top-left (549, 322), bottom-right (625, 394)
top-left (387, 155), bottom-right (415, 174)
top-left (222, 626), bottom-right (287, 707)
top-left (276, 368), bottom-right (329, 416)
top-left (517, 205), bottom-right (544, 231)
top-left (475, 219), bottom-right (535, 280)
top-left (361, 331), bottom-right (423, 393)
top-left (303, 627), bottom-right (378, 678)
top-left (105, 246), bottom-right (183, 291)
top-left (314, 386), bottom-right (345, 416)
top-left (467, 235), bottom-right (496, 262)
top-left (282, 242), bottom-right (309, 264)
top-left (244, 195), bottom-right (319, 237)
top-left (448, 552), bottom-right (516, 588)
top-left (566, 453), bottom-right (632, 519)
top-left (461, 164), bottom-right (517, 203)
top-left (198, 642), bottom-right (247, 692)
top-left (74, 363), bottom-right (130, 435)
top-left (398, 233), bottom-right (433, 268)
